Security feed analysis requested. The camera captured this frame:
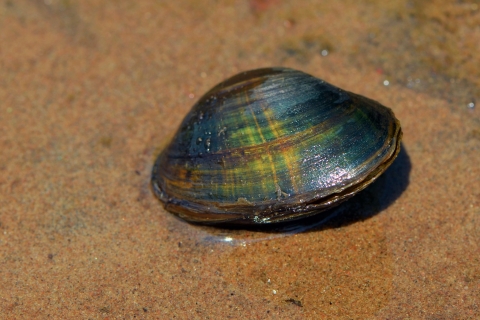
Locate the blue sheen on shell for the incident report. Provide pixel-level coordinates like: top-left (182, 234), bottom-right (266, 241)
top-left (152, 67), bottom-right (402, 225)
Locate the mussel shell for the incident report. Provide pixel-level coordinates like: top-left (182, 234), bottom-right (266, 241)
top-left (152, 67), bottom-right (402, 225)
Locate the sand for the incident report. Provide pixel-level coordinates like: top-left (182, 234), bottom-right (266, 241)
top-left (1, 0), bottom-right (479, 318)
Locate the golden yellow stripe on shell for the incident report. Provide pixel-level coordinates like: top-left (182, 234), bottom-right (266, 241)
top-left (246, 95), bottom-right (279, 199)
top-left (163, 165), bottom-right (193, 193)
top-left (221, 96), bottom-right (249, 199)
top-left (262, 103), bottom-right (299, 195)
top-left (225, 95), bottom-right (267, 199)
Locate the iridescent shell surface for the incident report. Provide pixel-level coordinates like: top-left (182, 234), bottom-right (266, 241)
top-left (152, 67), bottom-right (402, 225)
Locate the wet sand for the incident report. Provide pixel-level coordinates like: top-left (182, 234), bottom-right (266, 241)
top-left (1, 0), bottom-right (479, 318)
